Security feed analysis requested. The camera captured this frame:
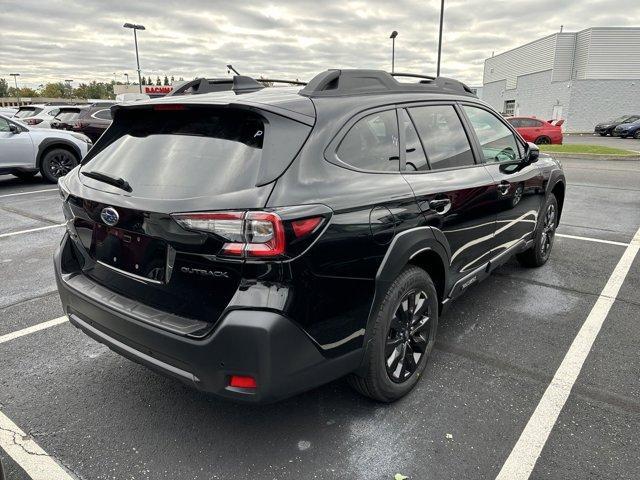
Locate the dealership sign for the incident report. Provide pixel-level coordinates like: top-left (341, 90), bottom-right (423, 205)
top-left (144, 86), bottom-right (173, 94)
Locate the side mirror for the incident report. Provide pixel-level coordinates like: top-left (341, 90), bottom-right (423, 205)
top-left (525, 142), bottom-right (539, 164)
top-left (9, 124), bottom-right (19, 134)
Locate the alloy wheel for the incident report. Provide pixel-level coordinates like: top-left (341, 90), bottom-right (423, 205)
top-left (47, 152), bottom-right (76, 178)
top-left (540, 203), bottom-right (556, 257)
top-left (385, 289), bottom-right (432, 383)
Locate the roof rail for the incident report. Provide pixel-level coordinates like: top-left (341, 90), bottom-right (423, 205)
top-left (299, 69), bottom-right (476, 98)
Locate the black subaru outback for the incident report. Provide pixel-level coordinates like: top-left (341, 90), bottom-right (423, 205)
top-left (55, 70), bottom-right (565, 403)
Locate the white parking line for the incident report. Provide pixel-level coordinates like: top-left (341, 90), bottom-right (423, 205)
top-left (0, 188), bottom-right (57, 199)
top-left (0, 316), bottom-right (67, 345)
top-left (0, 223), bottom-right (65, 239)
top-left (0, 410), bottom-right (74, 480)
top-left (496, 225), bottom-right (640, 480)
top-left (556, 233), bottom-right (629, 247)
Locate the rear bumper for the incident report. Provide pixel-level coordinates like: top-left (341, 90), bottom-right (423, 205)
top-left (54, 234), bottom-right (361, 403)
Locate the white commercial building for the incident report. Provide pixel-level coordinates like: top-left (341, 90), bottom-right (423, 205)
top-left (481, 27), bottom-right (640, 132)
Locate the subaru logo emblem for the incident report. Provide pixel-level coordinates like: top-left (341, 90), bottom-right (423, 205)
top-left (100, 207), bottom-right (119, 226)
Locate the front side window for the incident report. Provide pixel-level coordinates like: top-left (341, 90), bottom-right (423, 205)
top-left (409, 105), bottom-right (475, 170)
top-left (0, 118), bottom-right (10, 132)
top-left (336, 110), bottom-right (400, 172)
top-left (463, 106), bottom-right (522, 163)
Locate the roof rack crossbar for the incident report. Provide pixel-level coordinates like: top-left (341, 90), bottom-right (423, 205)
top-left (300, 69), bottom-right (476, 98)
top-left (256, 78), bottom-right (308, 86)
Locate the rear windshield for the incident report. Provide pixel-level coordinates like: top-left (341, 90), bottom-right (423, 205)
top-left (81, 107), bottom-right (310, 198)
top-left (15, 107), bottom-right (42, 118)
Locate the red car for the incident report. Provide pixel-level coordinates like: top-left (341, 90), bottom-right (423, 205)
top-left (507, 117), bottom-right (564, 145)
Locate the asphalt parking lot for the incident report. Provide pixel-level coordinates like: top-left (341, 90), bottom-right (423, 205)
top-left (565, 133), bottom-right (640, 152)
top-left (1, 157), bottom-right (639, 480)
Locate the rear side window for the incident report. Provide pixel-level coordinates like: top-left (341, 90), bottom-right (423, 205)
top-left (519, 118), bottom-right (543, 128)
top-left (463, 106), bottom-right (522, 163)
top-left (56, 110), bottom-right (81, 122)
top-left (409, 105), bottom-right (475, 170)
top-left (337, 110), bottom-right (400, 172)
top-left (81, 107), bottom-right (310, 198)
top-left (399, 109), bottom-right (428, 171)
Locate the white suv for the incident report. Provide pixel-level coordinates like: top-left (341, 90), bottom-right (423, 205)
top-left (0, 114), bottom-right (91, 183)
top-left (12, 104), bottom-right (67, 128)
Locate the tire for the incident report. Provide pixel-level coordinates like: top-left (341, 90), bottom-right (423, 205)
top-left (517, 193), bottom-right (558, 268)
top-left (40, 148), bottom-right (78, 183)
top-left (599, 132), bottom-right (607, 137)
top-left (534, 136), bottom-right (551, 145)
top-left (634, 131), bottom-right (640, 140)
top-left (12, 170), bottom-right (38, 181)
top-left (348, 265), bottom-right (438, 402)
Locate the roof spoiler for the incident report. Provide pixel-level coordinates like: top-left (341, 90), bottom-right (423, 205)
top-left (299, 69), bottom-right (476, 97)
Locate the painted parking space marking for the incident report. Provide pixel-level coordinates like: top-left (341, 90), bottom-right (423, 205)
top-left (556, 233), bottom-right (629, 247)
top-left (0, 188), bottom-right (57, 199)
top-left (496, 225), bottom-right (640, 480)
top-left (0, 410), bottom-right (74, 480)
top-left (0, 316), bottom-right (67, 345)
top-left (0, 224), bottom-right (65, 239)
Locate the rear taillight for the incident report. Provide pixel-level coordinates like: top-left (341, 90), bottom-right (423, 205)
top-left (172, 210), bottom-right (325, 259)
top-left (25, 118), bottom-right (43, 125)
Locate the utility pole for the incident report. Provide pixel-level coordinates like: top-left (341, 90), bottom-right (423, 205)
top-left (390, 31), bottom-right (398, 73)
top-left (436, 0), bottom-right (445, 77)
top-left (123, 23), bottom-right (146, 93)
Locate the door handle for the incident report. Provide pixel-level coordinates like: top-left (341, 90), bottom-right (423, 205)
top-left (429, 198), bottom-right (452, 214)
top-left (497, 181), bottom-right (511, 196)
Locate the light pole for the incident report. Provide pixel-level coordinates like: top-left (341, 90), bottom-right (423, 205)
top-left (9, 73), bottom-right (20, 105)
top-left (65, 79), bottom-right (73, 98)
top-left (123, 23), bottom-right (146, 93)
top-left (390, 31), bottom-right (398, 73)
top-left (124, 73), bottom-right (129, 85)
top-left (436, 0), bottom-right (445, 77)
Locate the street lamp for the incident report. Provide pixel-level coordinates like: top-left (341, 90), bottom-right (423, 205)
top-left (65, 79), bottom-right (73, 99)
top-left (123, 23), bottom-right (146, 93)
top-left (389, 31), bottom-right (398, 73)
top-left (124, 73), bottom-right (129, 85)
top-left (436, 0), bottom-right (445, 77)
top-left (9, 73), bottom-right (20, 104)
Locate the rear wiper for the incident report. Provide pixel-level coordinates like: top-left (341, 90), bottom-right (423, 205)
top-left (81, 170), bottom-right (132, 192)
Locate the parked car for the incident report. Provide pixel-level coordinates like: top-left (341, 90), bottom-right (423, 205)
top-left (12, 104), bottom-right (73, 128)
top-left (0, 107), bottom-right (17, 117)
top-left (594, 115), bottom-right (640, 136)
top-left (612, 119), bottom-right (640, 139)
top-left (506, 117), bottom-right (563, 145)
top-left (71, 105), bottom-right (114, 142)
top-left (50, 106), bottom-right (88, 131)
top-left (55, 70), bottom-right (565, 403)
top-left (0, 114), bottom-right (91, 182)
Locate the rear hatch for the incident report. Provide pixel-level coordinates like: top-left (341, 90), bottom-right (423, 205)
top-left (65, 103), bottom-right (313, 327)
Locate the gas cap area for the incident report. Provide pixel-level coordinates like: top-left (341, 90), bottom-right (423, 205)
top-left (369, 205), bottom-right (396, 245)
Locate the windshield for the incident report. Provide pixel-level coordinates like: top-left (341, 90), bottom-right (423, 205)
top-left (15, 107), bottom-right (43, 118)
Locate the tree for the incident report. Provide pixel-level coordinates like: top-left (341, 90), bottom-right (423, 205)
top-left (41, 82), bottom-right (67, 98)
top-left (141, 77), bottom-right (146, 85)
top-left (147, 76), bottom-right (152, 85)
top-left (0, 78), bottom-right (8, 97)
top-left (170, 75), bottom-right (175, 83)
top-left (8, 87), bottom-right (38, 97)
top-left (163, 75), bottom-right (169, 86)
top-left (178, 76), bottom-right (184, 81)
top-left (156, 76), bottom-right (161, 86)
top-left (74, 81), bottom-right (114, 100)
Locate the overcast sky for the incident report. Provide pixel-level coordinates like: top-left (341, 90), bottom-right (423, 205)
top-left (1, 0), bottom-right (639, 88)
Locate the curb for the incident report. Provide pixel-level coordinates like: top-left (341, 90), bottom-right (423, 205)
top-left (543, 152), bottom-right (640, 161)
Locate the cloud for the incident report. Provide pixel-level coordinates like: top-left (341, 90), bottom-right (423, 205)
top-left (1, 0), bottom-right (638, 87)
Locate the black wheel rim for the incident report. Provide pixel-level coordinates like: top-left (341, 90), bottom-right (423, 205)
top-left (47, 152), bottom-right (76, 178)
top-left (540, 203), bottom-right (556, 257)
top-left (385, 289), bottom-right (432, 383)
